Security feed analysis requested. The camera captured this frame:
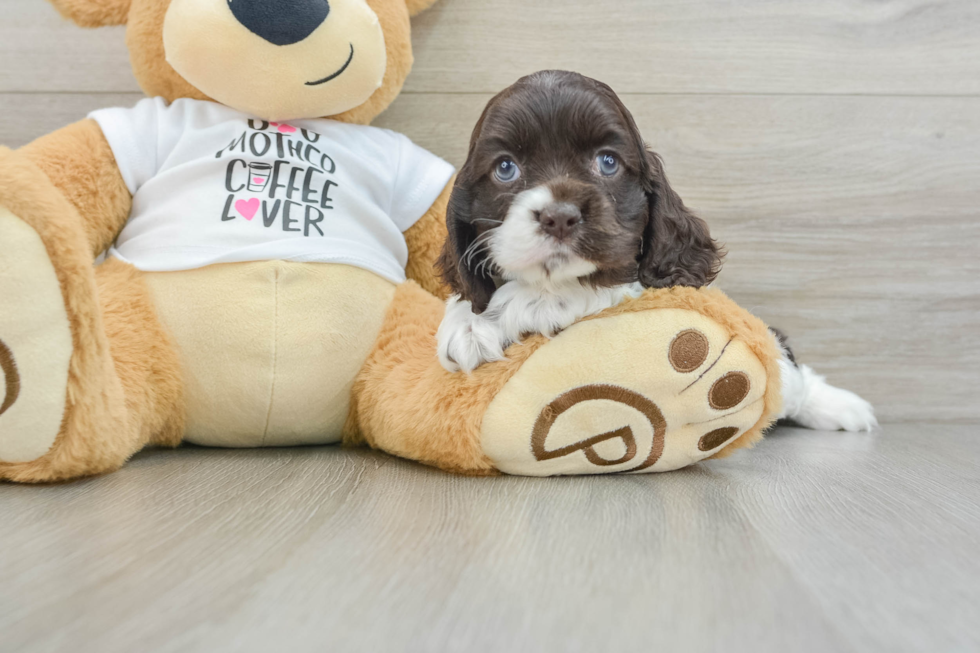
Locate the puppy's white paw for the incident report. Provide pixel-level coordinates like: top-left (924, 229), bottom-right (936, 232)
top-left (781, 362), bottom-right (877, 432)
top-left (437, 296), bottom-right (506, 373)
top-left (796, 382), bottom-right (878, 432)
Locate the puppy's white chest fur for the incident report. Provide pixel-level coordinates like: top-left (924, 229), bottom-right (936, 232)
top-left (437, 281), bottom-right (642, 373)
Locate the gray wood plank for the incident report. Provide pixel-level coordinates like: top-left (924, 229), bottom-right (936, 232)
top-left (1, 424), bottom-right (978, 652)
top-left (0, 92), bottom-right (142, 144)
top-left (719, 425), bottom-right (980, 653)
top-left (8, 91), bottom-right (971, 422)
top-left (407, 0), bottom-right (980, 96)
top-left (4, 0), bottom-right (980, 96)
top-left (0, 1), bottom-right (134, 93)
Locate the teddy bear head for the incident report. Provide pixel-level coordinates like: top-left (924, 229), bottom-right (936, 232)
top-left (50, 0), bottom-right (440, 124)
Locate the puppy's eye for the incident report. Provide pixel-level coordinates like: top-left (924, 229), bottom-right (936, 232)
top-left (595, 153), bottom-right (620, 176)
top-left (494, 158), bottom-right (521, 183)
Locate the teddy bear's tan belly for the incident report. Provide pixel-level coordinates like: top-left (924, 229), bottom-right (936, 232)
top-left (143, 261), bottom-right (396, 447)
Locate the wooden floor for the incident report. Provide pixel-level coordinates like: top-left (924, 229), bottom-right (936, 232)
top-left (1, 424), bottom-right (978, 652)
top-left (2, 0), bottom-right (979, 651)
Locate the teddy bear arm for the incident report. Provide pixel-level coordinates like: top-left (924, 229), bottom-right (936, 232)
top-left (344, 283), bottom-right (780, 476)
top-left (403, 176), bottom-right (454, 299)
top-left (20, 119), bottom-right (132, 258)
top-left (405, 0), bottom-right (442, 16)
top-left (346, 283), bottom-right (782, 477)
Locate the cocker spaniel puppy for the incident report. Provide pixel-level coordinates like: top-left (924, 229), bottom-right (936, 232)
top-left (436, 71), bottom-right (876, 432)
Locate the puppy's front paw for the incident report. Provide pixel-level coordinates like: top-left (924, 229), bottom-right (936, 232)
top-left (437, 296), bottom-right (506, 373)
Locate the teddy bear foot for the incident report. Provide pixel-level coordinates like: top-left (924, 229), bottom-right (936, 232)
top-left (0, 206), bottom-right (74, 465)
top-left (479, 293), bottom-right (780, 476)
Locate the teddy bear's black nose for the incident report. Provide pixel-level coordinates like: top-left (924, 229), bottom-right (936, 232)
top-left (227, 0), bottom-right (330, 46)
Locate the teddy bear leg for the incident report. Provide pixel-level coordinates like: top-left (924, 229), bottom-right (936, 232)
top-left (0, 163), bottom-right (183, 482)
top-left (346, 284), bottom-right (782, 477)
top-left (477, 289), bottom-right (783, 475)
top-left (344, 281), bottom-right (501, 475)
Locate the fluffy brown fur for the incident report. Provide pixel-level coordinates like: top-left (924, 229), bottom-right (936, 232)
top-left (3, 0), bottom-right (442, 482)
top-left (96, 258), bottom-right (185, 452)
top-left (49, 0), bottom-right (131, 27)
top-left (0, 150), bottom-right (182, 482)
top-left (346, 282), bottom-right (780, 474)
top-left (439, 71), bottom-right (723, 313)
top-left (345, 281), bottom-right (507, 475)
top-left (406, 0), bottom-right (440, 16)
top-left (20, 119), bottom-right (132, 257)
top-left (403, 177), bottom-right (454, 299)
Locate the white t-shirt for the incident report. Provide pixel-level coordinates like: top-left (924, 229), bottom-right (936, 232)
top-left (89, 98), bottom-right (455, 283)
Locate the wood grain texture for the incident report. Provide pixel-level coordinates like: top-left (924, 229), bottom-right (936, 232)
top-left (0, 93), bottom-right (143, 143)
top-left (1, 425), bottom-right (978, 652)
top-left (407, 0), bottom-right (980, 96)
top-left (0, 2), bottom-right (133, 93)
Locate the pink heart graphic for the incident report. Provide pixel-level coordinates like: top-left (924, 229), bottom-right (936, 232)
top-left (277, 124), bottom-right (297, 134)
top-left (253, 177), bottom-right (266, 184)
top-left (235, 198), bottom-right (259, 221)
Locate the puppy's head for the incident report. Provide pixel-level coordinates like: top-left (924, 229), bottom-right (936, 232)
top-left (438, 70), bottom-right (723, 313)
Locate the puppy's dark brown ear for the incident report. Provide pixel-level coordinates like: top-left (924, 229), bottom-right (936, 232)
top-left (637, 151), bottom-right (724, 288)
top-left (587, 78), bottom-right (723, 288)
top-left (437, 182), bottom-right (497, 313)
top-left (436, 92), bottom-right (511, 313)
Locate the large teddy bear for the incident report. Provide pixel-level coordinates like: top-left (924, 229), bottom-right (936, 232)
top-left (0, 0), bottom-right (781, 483)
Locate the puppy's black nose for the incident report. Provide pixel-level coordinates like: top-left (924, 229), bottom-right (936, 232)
top-left (538, 202), bottom-right (582, 241)
top-left (227, 0), bottom-right (330, 46)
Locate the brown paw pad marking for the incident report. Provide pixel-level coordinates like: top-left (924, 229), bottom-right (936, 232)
top-left (532, 384), bottom-right (666, 472)
top-left (709, 371), bottom-right (750, 410)
top-left (671, 329), bottom-right (751, 454)
top-left (669, 329), bottom-right (709, 373)
top-left (698, 427), bottom-right (739, 452)
top-left (0, 338), bottom-right (20, 417)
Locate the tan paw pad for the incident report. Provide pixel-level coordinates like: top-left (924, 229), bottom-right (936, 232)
top-left (0, 207), bottom-right (72, 463)
top-left (481, 308), bottom-right (768, 476)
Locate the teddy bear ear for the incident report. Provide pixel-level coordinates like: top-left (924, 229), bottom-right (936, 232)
top-left (405, 0), bottom-right (440, 17)
top-left (49, 0), bottom-right (132, 27)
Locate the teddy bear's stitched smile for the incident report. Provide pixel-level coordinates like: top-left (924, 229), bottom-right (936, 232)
top-left (306, 43), bottom-right (355, 86)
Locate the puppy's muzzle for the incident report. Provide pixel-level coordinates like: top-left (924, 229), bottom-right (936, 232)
top-left (228, 0), bottom-right (331, 46)
top-left (537, 202), bottom-right (582, 241)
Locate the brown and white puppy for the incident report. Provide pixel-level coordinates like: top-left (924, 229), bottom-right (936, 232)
top-left (437, 70), bottom-right (721, 366)
top-left (437, 71), bottom-right (876, 431)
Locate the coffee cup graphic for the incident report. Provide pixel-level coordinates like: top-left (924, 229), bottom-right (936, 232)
top-left (247, 162), bottom-right (272, 192)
